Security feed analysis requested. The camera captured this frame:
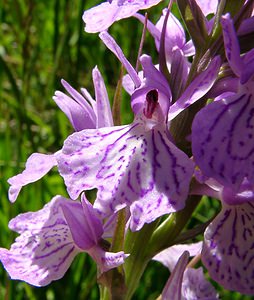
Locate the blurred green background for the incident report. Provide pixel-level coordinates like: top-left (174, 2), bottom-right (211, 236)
top-left (0, 1), bottom-right (252, 299)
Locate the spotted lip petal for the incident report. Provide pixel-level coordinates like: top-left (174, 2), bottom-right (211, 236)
top-left (56, 118), bottom-right (194, 231)
top-left (192, 92), bottom-right (254, 190)
top-left (0, 196), bottom-right (129, 286)
top-left (202, 202), bottom-right (254, 295)
top-left (8, 153), bottom-right (57, 203)
top-left (0, 196), bottom-right (80, 286)
top-left (83, 0), bottom-right (163, 33)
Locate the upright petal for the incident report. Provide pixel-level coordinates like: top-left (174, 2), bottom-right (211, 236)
top-left (155, 10), bottom-right (187, 56)
top-left (202, 202), bottom-right (254, 294)
top-left (60, 194), bottom-right (103, 250)
top-left (192, 92), bottom-right (254, 189)
top-left (53, 80), bottom-right (96, 131)
top-left (99, 31), bottom-right (141, 88)
top-left (161, 251), bottom-right (189, 300)
top-left (56, 119), bottom-right (194, 231)
top-left (92, 67), bottom-right (114, 128)
top-left (0, 196), bottom-right (80, 286)
top-left (8, 153), bottom-right (57, 202)
top-left (221, 14), bottom-right (243, 77)
top-left (168, 56), bottom-right (221, 121)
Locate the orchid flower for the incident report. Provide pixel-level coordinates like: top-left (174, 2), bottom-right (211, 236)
top-left (0, 194), bottom-right (128, 286)
top-left (135, 9), bottom-right (195, 63)
top-left (192, 13), bottom-right (254, 190)
top-left (153, 243), bottom-right (218, 299)
top-left (56, 56), bottom-right (194, 231)
top-left (8, 67), bottom-right (112, 203)
top-left (191, 178), bottom-right (254, 295)
top-left (190, 13), bottom-right (254, 295)
top-left (82, 0), bottom-right (163, 33)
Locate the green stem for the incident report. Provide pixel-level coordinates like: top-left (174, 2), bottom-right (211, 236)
top-left (100, 286), bottom-right (111, 300)
top-left (124, 220), bottom-right (159, 300)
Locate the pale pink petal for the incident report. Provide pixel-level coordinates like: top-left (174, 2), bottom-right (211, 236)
top-left (53, 90), bottom-right (96, 131)
top-left (99, 31), bottom-right (141, 88)
top-left (53, 79), bottom-right (98, 131)
top-left (0, 196), bottom-right (80, 286)
top-left (162, 251), bottom-right (189, 300)
top-left (202, 202), bottom-right (254, 294)
top-left (8, 153), bottom-right (57, 202)
top-left (56, 119), bottom-right (194, 231)
top-left (83, 0), bottom-right (162, 33)
top-left (192, 93), bottom-right (254, 189)
top-left (92, 67), bottom-right (114, 128)
top-left (153, 242), bottom-right (202, 271)
top-left (195, 0), bottom-right (218, 16)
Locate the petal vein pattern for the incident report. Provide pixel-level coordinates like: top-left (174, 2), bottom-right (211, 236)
top-left (56, 119), bottom-right (194, 231)
top-left (0, 196), bottom-right (80, 286)
top-left (192, 93), bottom-right (254, 189)
top-left (202, 202), bottom-right (254, 294)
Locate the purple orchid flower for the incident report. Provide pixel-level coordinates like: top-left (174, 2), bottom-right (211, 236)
top-left (191, 178), bottom-right (254, 295)
top-left (55, 32), bottom-right (196, 232)
top-left (192, 13), bottom-right (254, 190)
top-left (0, 194), bottom-right (128, 286)
top-left (55, 31), bottom-right (220, 232)
top-left (82, 0), bottom-right (163, 33)
top-left (153, 243), bottom-right (218, 299)
top-left (8, 67), bottom-right (113, 203)
top-left (135, 9), bottom-right (195, 63)
top-left (190, 14), bottom-right (254, 295)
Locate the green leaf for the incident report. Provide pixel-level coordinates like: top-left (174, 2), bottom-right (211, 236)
top-left (177, 0), bottom-right (209, 52)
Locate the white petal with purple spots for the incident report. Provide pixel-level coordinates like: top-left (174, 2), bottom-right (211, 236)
top-left (192, 93), bottom-right (254, 189)
top-left (83, 0), bottom-right (163, 33)
top-left (202, 202), bottom-right (254, 295)
top-left (8, 153), bottom-right (57, 202)
top-left (56, 118), bottom-right (194, 231)
top-left (0, 196), bottom-right (80, 286)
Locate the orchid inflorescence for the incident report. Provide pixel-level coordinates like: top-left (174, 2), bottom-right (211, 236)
top-left (1, 0), bottom-right (254, 299)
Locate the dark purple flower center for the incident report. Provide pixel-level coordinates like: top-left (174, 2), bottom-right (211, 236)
top-left (143, 89), bottom-right (159, 119)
